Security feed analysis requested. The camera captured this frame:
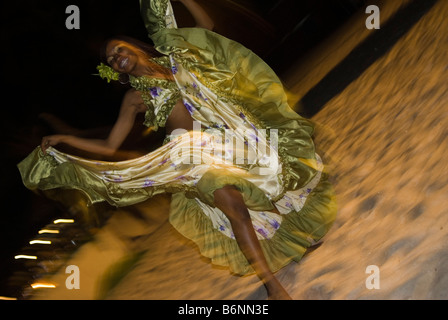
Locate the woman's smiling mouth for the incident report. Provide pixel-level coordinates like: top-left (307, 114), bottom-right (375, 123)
top-left (119, 57), bottom-right (129, 70)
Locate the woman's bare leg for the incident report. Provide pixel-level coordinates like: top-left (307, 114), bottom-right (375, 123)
top-left (213, 185), bottom-right (292, 300)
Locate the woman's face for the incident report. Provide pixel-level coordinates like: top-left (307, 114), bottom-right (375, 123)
top-left (105, 40), bottom-right (145, 75)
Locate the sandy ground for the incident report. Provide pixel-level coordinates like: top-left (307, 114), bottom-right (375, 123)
top-left (27, 0), bottom-right (448, 300)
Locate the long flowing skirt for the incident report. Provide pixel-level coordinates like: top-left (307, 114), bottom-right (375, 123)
top-left (18, 124), bottom-right (336, 275)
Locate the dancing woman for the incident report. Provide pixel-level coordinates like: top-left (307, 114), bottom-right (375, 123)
top-left (18, 0), bottom-right (337, 299)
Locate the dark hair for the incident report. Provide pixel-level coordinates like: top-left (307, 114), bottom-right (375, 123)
top-left (99, 35), bottom-right (163, 65)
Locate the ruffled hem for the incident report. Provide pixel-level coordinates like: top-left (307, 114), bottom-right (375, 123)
top-left (169, 172), bottom-right (337, 276)
top-left (17, 146), bottom-right (196, 208)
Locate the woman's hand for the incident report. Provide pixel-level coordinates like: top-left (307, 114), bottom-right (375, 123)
top-left (41, 135), bottom-right (66, 153)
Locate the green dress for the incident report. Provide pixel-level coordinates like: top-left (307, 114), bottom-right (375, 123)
top-left (18, 0), bottom-right (337, 275)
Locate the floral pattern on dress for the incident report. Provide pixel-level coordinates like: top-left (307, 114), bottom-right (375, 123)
top-left (149, 86), bottom-right (162, 97)
top-left (143, 178), bottom-right (155, 187)
top-left (184, 101), bottom-right (196, 114)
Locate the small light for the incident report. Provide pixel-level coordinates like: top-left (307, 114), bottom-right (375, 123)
top-left (31, 283), bottom-right (56, 289)
top-left (53, 219), bottom-right (75, 224)
top-left (38, 229), bottom-right (59, 234)
top-left (14, 255), bottom-right (37, 260)
top-left (0, 296), bottom-right (17, 300)
top-left (29, 240), bottom-right (52, 245)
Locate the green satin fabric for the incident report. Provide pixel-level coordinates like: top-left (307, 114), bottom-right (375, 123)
top-left (170, 172), bottom-right (337, 275)
top-left (141, 1), bottom-right (335, 276)
top-left (17, 146), bottom-right (192, 207)
top-left (17, 0), bottom-right (337, 275)
top-left (149, 27), bottom-right (318, 195)
top-left (17, 0), bottom-right (327, 226)
top-left (128, 74), bottom-right (180, 130)
top-left (140, 0), bottom-right (176, 35)
top-left (140, 0), bottom-right (318, 195)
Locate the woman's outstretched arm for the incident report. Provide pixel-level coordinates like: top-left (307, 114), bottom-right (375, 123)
top-left (41, 89), bottom-right (146, 156)
top-left (176, 0), bottom-right (214, 30)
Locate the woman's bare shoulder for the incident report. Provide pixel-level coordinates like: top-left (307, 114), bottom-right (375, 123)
top-left (122, 88), bottom-right (146, 113)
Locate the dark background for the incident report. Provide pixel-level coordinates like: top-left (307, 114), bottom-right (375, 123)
top-left (0, 0), bottom-right (366, 296)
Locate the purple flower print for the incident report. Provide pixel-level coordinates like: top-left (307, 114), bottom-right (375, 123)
top-left (184, 101), bottom-right (196, 114)
top-left (171, 64), bottom-right (178, 75)
top-left (250, 122), bottom-right (257, 130)
top-left (248, 133), bottom-right (259, 143)
top-left (196, 91), bottom-right (208, 101)
top-left (269, 219), bottom-right (280, 230)
top-left (149, 87), bottom-right (161, 97)
top-left (158, 158), bottom-right (169, 166)
top-left (143, 178), bottom-right (155, 187)
top-left (257, 227), bottom-right (269, 239)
